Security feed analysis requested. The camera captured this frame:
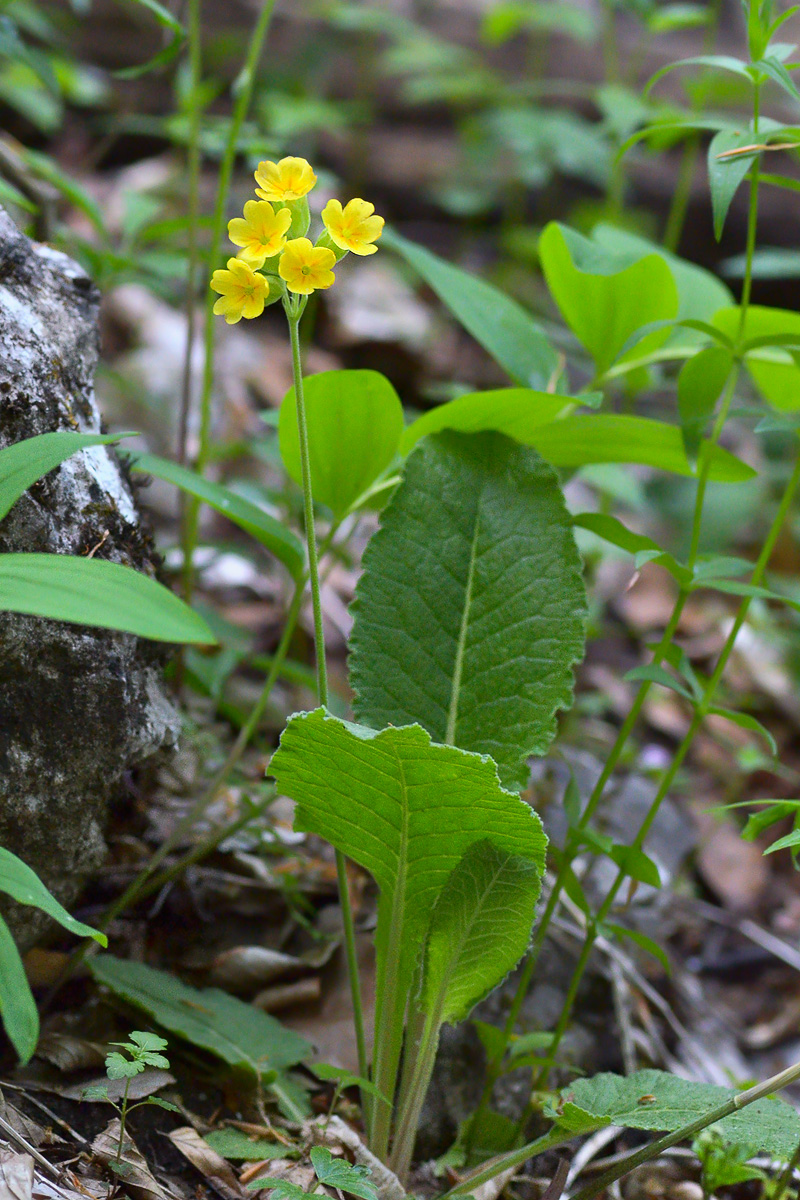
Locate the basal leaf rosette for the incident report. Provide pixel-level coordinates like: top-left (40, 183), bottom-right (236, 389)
top-left (210, 156), bottom-right (385, 317)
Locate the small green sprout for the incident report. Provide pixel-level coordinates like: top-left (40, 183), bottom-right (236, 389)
top-left (82, 1031), bottom-right (179, 1174)
top-left (246, 1147), bottom-right (378, 1200)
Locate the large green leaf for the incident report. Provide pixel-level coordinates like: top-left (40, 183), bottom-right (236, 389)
top-left (421, 840), bottom-right (541, 1025)
top-left (269, 709), bottom-right (546, 1137)
top-left (278, 370), bottom-right (404, 519)
top-left (553, 1070), bottom-right (800, 1157)
top-left (0, 847), bottom-right (106, 1065)
top-left (349, 432), bottom-right (586, 791)
top-left (399, 388), bottom-right (578, 456)
top-left (0, 430), bottom-right (129, 523)
top-left (528, 415), bottom-right (756, 480)
top-left (90, 956), bottom-right (310, 1119)
top-left (539, 223), bottom-right (679, 377)
top-left (130, 453), bottom-right (304, 579)
top-left (0, 914), bottom-right (38, 1064)
top-left (0, 553), bottom-right (215, 644)
top-left (713, 305), bottom-right (800, 411)
top-left (382, 228), bottom-right (560, 390)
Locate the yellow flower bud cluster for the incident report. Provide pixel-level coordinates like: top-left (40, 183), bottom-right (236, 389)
top-left (210, 156), bottom-right (384, 324)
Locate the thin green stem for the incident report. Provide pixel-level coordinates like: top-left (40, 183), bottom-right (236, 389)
top-left (569, 1058), bottom-right (800, 1200)
top-left (441, 1128), bottom-right (576, 1198)
top-left (116, 1078), bottom-right (130, 1166)
top-left (285, 303), bottom-right (369, 1100)
top-left (772, 1134), bottom-right (800, 1200)
top-left (177, 0), bottom-right (202, 474)
top-left (182, 0), bottom-right (278, 600)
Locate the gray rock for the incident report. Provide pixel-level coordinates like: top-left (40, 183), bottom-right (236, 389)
top-left (0, 207), bottom-right (180, 948)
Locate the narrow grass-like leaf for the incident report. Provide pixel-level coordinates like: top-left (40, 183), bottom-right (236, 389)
top-left (349, 432), bottom-right (587, 791)
top-left (0, 553), bottom-right (215, 644)
top-left (382, 228), bottom-right (560, 390)
top-left (708, 128), bottom-right (757, 240)
top-left (269, 710), bottom-right (547, 1151)
top-left (0, 913), bottom-right (40, 1064)
top-left (90, 957), bottom-right (311, 1119)
top-left (552, 1070), bottom-right (800, 1157)
top-left (0, 431), bottom-right (130, 522)
top-left (0, 847), bottom-right (108, 944)
top-left (129, 453), bottom-right (304, 580)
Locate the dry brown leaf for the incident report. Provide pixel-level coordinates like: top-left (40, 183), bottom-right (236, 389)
top-left (0, 1152), bottom-right (33, 1200)
top-left (167, 1127), bottom-right (246, 1200)
top-left (693, 805), bottom-right (769, 912)
top-left (91, 1120), bottom-right (167, 1200)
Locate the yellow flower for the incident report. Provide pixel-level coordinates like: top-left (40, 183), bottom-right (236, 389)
top-left (254, 156), bottom-right (317, 203)
top-left (321, 197), bottom-right (384, 256)
top-left (227, 200), bottom-right (292, 268)
top-left (210, 258), bottom-right (271, 324)
top-left (278, 238), bottom-right (336, 295)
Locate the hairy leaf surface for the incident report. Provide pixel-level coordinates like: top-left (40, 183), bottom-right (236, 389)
top-left (349, 431), bottom-right (586, 791)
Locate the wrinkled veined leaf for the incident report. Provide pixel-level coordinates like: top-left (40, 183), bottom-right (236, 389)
top-left (551, 1070), bottom-right (800, 1157)
top-left (400, 388), bottom-right (582, 456)
top-left (528, 415), bottom-right (755, 480)
top-left (382, 228), bottom-right (560, 390)
top-left (350, 432), bottom-right (586, 791)
top-left (130, 452), bottom-right (304, 579)
top-left (713, 305), bottom-right (800, 411)
top-left (0, 848), bottom-right (106, 1064)
top-left (539, 223), bottom-right (679, 377)
top-left (0, 553), bottom-right (215, 644)
top-left (421, 840), bottom-right (542, 1025)
top-left (310, 1148), bottom-right (378, 1200)
top-left (89, 957), bottom-right (310, 1119)
top-left (0, 431), bottom-right (131, 523)
top-left (269, 709), bottom-right (546, 1137)
top-left (678, 346), bottom-right (732, 464)
top-left (278, 370), bottom-right (403, 519)
top-left (708, 128), bottom-right (758, 241)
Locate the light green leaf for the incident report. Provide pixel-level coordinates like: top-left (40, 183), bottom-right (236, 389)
top-left (349, 432), bottom-right (587, 792)
top-left (539, 223), bottom-right (679, 377)
top-left (278, 370), bottom-right (403, 519)
top-left (115, 0), bottom-right (185, 79)
top-left (246, 1180), bottom-right (306, 1199)
top-left (713, 305), bottom-right (800, 411)
top-left (709, 707), bottom-right (777, 756)
top-left (602, 924), bottom-right (671, 973)
top-left (0, 553), bottom-right (216, 644)
top-left (310, 1063), bottom-right (388, 1102)
top-left (128, 1031), bottom-right (168, 1052)
top-left (400, 388), bottom-right (579, 456)
top-left (646, 54), bottom-right (753, 94)
top-left (0, 846), bottom-right (107, 944)
top-left (421, 840), bottom-right (542, 1025)
top-left (0, 431), bottom-right (130, 523)
top-left (89, 957), bottom-right (310, 1119)
top-left (573, 512), bottom-right (690, 586)
top-left (130, 453), bottom-right (304, 580)
top-left (624, 664), bottom-right (695, 703)
top-left (528, 415), bottom-right (756, 481)
top-left (105, 1052), bottom-right (145, 1080)
top-left (310, 1148), bottom-right (378, 1200)
top-left (708, 128), bottom-right (758, 241)
top-left (382, 228), bottom-right (560, 390)
top-left (0, 913), bottom-right (39, 1064)
top-left (678, 346), bottom-right (732, 465)
top-left (554, 1070), bottom-right (800, 1156)
top-left (204, 1130), bottom-right (289, 1162)
top-left (269, 709), bottom-right (546, 1135)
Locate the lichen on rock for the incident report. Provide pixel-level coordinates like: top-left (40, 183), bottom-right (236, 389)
top-left (0, 207), bottom-right (180, 948)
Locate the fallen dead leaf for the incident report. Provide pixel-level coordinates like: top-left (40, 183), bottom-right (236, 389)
top-left (692, 804), bottom-right (770, 912)
top-left (91, 1120), bottom-right (167, 1200)
top-left (167, 1127), bottom-right (246, 1200)
top-left (0, 1152), bottom-right (33, 1200)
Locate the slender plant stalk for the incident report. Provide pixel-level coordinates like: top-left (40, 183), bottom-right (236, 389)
top-left (771, 1134), bottom-right (800, 1200)
top-left (116, 1077), bottom-right (131, 1167)
top-left (177, 0), bottom-right (203, 474)
top-left (284, 302), bottom-right (369, 1096)
top-left (182, 0), bottom-right (278, 600)
top-left (442, 1129), bottom-right (576, 1198)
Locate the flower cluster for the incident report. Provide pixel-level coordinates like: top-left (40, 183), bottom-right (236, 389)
top-left (210, 156), bottom-right (384, 324)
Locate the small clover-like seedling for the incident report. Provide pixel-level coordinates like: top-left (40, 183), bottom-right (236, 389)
top-left (81, 1031), bottom-right (179, 1173)
top-left (246, 1148), bottom-right (378, 1200)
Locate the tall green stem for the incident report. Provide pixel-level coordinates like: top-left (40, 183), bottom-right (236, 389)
top-left (177, 0), bottom-right (202, 473)
top-left (285, 304), bottom-right (369, 1098)
top-left (182, 0), bottom-right (278, 599)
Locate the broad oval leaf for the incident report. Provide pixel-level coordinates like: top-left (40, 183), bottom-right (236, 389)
top-left (714, 304), bottom-right (800, 411)
top-left (0, 430), bottom-right (131, 523)
top-left (553, 1070), bottom-right (800, 1157)
top-left (400, 388), bottom-right (578, 456)
top-left (539, 223), bottom-right (679, 377)
top-left (382, 227), bottom-right (560, 390)
top-left (528, 415), bottom-right (756, 480)
top-left (421, 840), bottom-right (542, 1025)
top-left (130, 452), bottom-right (304, 580)
top-left (349, 431), bottom-right (587, 792)
top-left (0, 553), bottom-right (215, 644)
top-left (279, 370), bottom-right (404, 519)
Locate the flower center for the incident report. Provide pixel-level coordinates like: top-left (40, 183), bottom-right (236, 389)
top-left (301, 265), bottom-right (311, 275)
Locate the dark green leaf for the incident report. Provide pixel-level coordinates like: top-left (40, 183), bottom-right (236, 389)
top-left (678, 346), bottom-right (732, 464)
top-left (310, 1148), bottom-right (378, 1200)
top-left (349, 432), bottom-right (586, 791)
top-left (0, 846), bottom-right (107, 943)
top-left (602, 924), bottom-right (671, 973)
top-left (0, 913), bottom-right (39, 1064)
top-left (708, 129), bottom-right (757, 241)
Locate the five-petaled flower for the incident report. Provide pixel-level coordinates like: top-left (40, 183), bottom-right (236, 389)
top-left (227, 200), bottom-right (292, 268)
top-left (210, 258), bottom-right (271, 324)
top-left (279, 238), bottom-right (336, 295)
top-left (254, 156), bottom-right (317, 203)
top-left (322, 198), bottom-right (384, 256)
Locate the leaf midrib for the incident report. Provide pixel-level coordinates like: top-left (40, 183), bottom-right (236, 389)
top-left (444, 513), bottom-right (481, 746)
